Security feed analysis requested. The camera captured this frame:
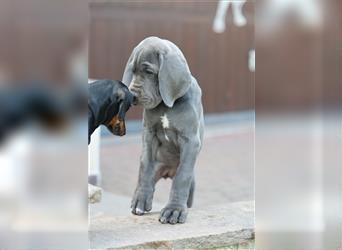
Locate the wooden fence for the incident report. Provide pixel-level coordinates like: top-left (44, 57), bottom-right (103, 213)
top-left (89, 1), bottom-right (255, 119)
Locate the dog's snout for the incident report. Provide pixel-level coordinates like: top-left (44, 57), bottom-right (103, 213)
top-left (113, 121), bottom-right (126, 136)
top-left (129, 82), bottom-right (142, 93)
top-left (129, 82), bottom-right (141, 105)
top-left (128, 84), bottom-right (134, 92)
top-left (107, 115), bottom-right (126, 136)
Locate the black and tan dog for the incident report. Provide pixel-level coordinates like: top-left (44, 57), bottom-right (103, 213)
top-left (88, 79), bottom-right (134, 144)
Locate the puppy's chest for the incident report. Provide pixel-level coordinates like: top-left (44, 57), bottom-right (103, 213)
top-left (145, 112), bottom-right (177, 143)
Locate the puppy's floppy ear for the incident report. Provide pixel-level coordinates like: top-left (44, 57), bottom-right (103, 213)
top-left (122, 45), bottom-right (140, 86)
top-left (158, 45), bottom-right (192, 108)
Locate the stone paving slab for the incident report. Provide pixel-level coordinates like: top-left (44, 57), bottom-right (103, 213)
top-left (89, 201), bottom-right (254, 250)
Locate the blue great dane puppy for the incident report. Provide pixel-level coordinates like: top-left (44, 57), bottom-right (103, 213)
top-left (123, 36), bottom-right (204, 224)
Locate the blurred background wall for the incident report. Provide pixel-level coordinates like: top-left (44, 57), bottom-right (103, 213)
top-left (89, 1), bottom-right (255, 119)
top-left (257, 0), bottom-right (342, 111)
top-left (0, 1), bottom-right (88, 249)
top-left (256, 1), bottom-right (342, 249)
top-left (0, 0), bottom-right (87, 85)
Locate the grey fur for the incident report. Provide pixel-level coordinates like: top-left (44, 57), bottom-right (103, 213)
top-left (122, 37), bottom-right (204, 224)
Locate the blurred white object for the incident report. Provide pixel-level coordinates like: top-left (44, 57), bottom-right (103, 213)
top-left (88, 184), bottom-right (102, 204)
top-left (213, 0), bottom-right (247, 33)
top-left (259, 0), bottom-right (322, 31)
top-left (88, 78), bottom-right (102, 185)
top-left (0, 124), bottom-right (88, 249)
top-left (0, 132), bottom-right (31, 230)
top-left (232, 1), bottom-right (247, 27)
top-left (0, 133), bottom-right (30, 197)
top-left (88, 127), bottom-right (101, 185)
top-left (248, 49), bottom-right (255, 72)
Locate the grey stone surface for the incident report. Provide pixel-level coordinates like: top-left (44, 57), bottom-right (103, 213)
top-left (89, 184), bottom-right (102, 204)
top-left (90, 191), bottom-right (164, 217)
top-left (89, 201), bottom-right (254, 249)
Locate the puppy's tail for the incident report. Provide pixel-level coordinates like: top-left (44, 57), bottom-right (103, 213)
top-left (187, 178), bottom-right (195, 208)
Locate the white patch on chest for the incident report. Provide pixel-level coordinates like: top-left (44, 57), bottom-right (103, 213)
top-left (160, 114), bottom-right (170, 141)
top-left (160, 114), bottom-right (170, 129)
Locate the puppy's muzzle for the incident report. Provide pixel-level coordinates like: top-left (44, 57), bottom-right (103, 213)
top-left (129, 83), bottom-right (141, 106)
top-left (107, 115), bottom-right (126, 136)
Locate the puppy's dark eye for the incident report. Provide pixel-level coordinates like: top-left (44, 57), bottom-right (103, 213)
top-left (145, 69), bottom-right (154, 75)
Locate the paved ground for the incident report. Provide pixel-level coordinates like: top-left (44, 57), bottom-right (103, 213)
top-left (96, 114), bottom-right (254, 216)
top-left (90, 111), bottom-right (342, 250)
top-left (90, 201), bottom-right (254, 249)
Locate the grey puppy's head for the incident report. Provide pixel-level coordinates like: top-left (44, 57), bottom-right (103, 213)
top-left (122, 37), bottom-right (192, 109)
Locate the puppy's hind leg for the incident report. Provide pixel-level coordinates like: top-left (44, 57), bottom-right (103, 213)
top-left (187, 177), bottom-right (195, 208)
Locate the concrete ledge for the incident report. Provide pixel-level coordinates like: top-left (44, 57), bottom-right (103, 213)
top-left (89, 201), bottom-right (254, 249)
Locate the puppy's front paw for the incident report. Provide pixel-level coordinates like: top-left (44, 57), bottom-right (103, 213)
top-left (131, 187), bottom-right (154, 216)
top-left (159, 204), bottom-right (188, 224)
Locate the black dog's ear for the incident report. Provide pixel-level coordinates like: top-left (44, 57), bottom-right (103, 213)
top-left (116, 90), bottom-right (124, 120)
top-left (104, 103), bottom-right (124, 136)
top-left (105, 88), bottom-right (132, 137)
top-left (116, 88), bottom-right (133, 121)
top-left (116, 88), bottom-right (125, 102)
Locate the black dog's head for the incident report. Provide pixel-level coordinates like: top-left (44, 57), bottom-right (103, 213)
top-left (103, 81), bottom-right (134, 136)
top-left (89, 80), bottom-right (134, 137)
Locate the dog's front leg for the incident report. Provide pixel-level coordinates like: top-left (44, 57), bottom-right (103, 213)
top-left (131, 128), bottom-right (157, 215)
top-left (159, 136), bottom-right (201, 224)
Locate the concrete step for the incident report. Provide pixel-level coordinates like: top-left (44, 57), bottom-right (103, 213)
top-left (89, 191), bottom-right (164, 217)
top-left (89, 200), bottom-right (254, 249)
